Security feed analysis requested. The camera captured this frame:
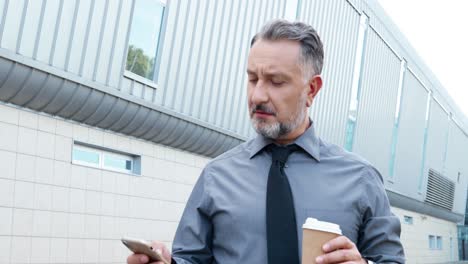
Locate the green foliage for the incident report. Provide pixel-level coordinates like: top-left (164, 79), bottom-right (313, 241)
top-left (126, 45), bottom-right (155, 79)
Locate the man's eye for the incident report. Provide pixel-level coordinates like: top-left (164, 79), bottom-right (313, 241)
top-left (249, 79), bottom-right (258, 83)
top-left (271, 80), bottom-right (284, 86)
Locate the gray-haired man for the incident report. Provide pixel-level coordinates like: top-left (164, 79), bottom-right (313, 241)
top-left (127, 19), bottom-right (405, 264)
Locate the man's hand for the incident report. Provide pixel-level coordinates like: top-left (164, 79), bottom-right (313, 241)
top-left (315, 236), bottom-right (367, 264)
top-left (126, 241), bottom-right (172, 264)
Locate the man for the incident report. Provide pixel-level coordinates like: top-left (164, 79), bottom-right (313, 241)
top-left (128, 19), bottom-right (405, 264)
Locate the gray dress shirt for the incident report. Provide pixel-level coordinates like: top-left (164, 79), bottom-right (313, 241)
top-left (172, 125), bottom-right (405, 263)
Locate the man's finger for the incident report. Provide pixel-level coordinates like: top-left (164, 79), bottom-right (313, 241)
top-left (322, 235), bottom-right (355, 252)
top-left (127, 254), bottom-right (149, 264)
top-left (316, 249), bottom-right (360, 264)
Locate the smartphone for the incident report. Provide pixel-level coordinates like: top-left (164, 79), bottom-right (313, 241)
top-left (121, 237), bottom-right (171, 264)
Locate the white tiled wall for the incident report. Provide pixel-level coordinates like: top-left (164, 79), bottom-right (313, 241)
top-left (391, 206), bottom-right (459, 263)
top-left (0, 103), bottom-right (210, 264)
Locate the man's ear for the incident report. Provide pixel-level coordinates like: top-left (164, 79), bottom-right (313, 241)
top-left (306, 75), bottom-right (323, 107)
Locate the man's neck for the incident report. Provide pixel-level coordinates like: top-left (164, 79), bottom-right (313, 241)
top-left (273, 119), bottom-right (311, 145)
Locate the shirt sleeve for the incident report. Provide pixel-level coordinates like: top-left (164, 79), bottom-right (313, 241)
top-left (357, 166), bottom-right (406, 263)
top-left (171, 167), bottom-right (214, 264)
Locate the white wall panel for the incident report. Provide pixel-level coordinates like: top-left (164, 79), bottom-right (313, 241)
top-left (180, 0), bottom-right (210, 113)
top-left (95, 0), bottom-right (120, 85)
top-left (52, 0), bottom-right (76, 69)
top-left (353, 28), bottom-right (401, 180)
top-left (18, 0), bottom-right (43, 57)
top-left (81, 0), bottom-right (106, 80)
top-left (423, 100), bottom-right (449, 182)
top-left (445, 123), bottom-right (468, 214)
top-left (298, 0), bottom-right (361, 145)
top-left (35, 0), bottom-right (60, 63)
top-left (0, 1), bottom-right (6, 38)
top-left (108, 0), bottom-right (132, 88)
top-left (392, 71), bottom-right (429, 197)
top-left (67, 0), bottom-right (92, 75)
top-left (170, 0), bottom-right (203, 113)
top-left (0, 0), bottom-right (25, 51)
top-left (221, 0), bottom-right (253, 132)
top-left (156, 0), bottom-right (286, 136)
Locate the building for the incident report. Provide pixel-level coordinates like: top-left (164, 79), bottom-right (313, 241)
top-left (0, 0), bottom-right (467, 263)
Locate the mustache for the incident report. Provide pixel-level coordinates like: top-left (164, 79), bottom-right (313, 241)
top-left (251, 104), bottom-right (276, 115)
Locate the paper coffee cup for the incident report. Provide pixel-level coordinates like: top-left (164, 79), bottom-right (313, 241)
top-left (302, 218), bottom-right (342, 264)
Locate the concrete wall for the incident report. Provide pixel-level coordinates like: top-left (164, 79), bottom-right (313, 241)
top-left (0, 102), bottom-right (209, 263)
top-left (392, 206), bottom-right (459, 263)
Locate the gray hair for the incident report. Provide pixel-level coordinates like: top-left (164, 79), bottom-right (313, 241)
top-left (251, 19), bottom-right (324, 79)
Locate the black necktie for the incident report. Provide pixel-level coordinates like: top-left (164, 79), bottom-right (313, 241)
top-left (266, 144), bottom-right (300, 264)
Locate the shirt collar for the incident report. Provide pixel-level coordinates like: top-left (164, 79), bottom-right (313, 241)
top-left (248, 121), bottom-right (321, 162)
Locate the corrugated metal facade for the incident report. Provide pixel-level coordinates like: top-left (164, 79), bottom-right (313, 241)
top-left (421, 100), bottom-right (450, 192)
top-left (0, 0), bottom-right (468, 215)
top-left (298, 0), bottom-right (360, 145)
top-left (352, 28), bottom-right (401, 180)
top-left (446, 123), bottom-right (468, 214)
top-left (156, 0), bottom-right (288, 137)
top-left (0, 0), bottom-right (133, 89)
top-left (392, 71), bottom-right (429, 199)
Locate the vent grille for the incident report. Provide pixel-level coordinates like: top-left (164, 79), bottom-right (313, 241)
top-left (425, 169), bottom-right (455, 210)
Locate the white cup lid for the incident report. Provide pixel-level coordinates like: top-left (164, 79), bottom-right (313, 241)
top-left (302, 218), bottom-right (342, 235)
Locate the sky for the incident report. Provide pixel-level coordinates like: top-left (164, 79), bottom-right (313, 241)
top-left (377, 0), bottom-right (468, 119)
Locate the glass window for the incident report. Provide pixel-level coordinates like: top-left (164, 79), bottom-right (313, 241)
top-left (429, 235), bottom-right (435, 249)
top-left (126, 0), bottom-right (166, 81)
top-left (72, 146), bottom-right (100, 167)
top-left (403, 216), bottom-right (413, 225)
top-left (104, 153), bottom-right (133, 173)
top-left (72, 142), bottom-right (139, 175)
top-left (437, 236), bottom-right (443, 250)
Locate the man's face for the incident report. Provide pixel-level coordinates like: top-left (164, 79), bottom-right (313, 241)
top-left (247, 39), bottom-right (317, 140)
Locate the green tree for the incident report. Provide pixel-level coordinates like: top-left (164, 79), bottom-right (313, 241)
top-left (126, 45), bottom-right (155, 79)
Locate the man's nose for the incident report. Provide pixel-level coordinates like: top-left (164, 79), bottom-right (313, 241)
top-left (250, 81), bottom-right (269, 104)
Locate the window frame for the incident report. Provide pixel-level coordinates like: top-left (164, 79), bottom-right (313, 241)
top-left (429, 235), bottom-right (436, 250)
top-left (72, 144), bottom-right (102, 169)
top-left (123, 0), bottom-right (168, 85)
top-left (72, 142), bottom-right (139, 175)
top-left (403, 215), bottom-right (413, 225)
top-left (436, 236), bottom-right (443, 250)
top-left (102, 151), bottom-right (134, 174)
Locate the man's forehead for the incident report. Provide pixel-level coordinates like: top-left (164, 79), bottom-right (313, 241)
top-left (249, 39), bottom-right (301, 57)
top-left (247, 39), bottom-right (302, 74)
top-left (246, 66), bottom-right (290, 76)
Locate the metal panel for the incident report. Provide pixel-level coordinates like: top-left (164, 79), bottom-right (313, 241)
top-left (67, 0), bottom-right (92, 74)
top-left (18, 0), bottom-right (43, 57)
top-left (0, 1), bottom-right (6, 41)
top-left (297, 0), bottom-right (361, 145)
top-left (445, 122), bottom-right (468, 214)
top-left (95, 0), bottom-right (120, 85)
top-left (425, 169), bottom-right (455, 211)
top-left (423, 98), bottom-right (449, 190)
top-left (80, 0), bottom-right (106, 80)
top-left (0, 54), bottom-right (245, 158)
top-left (392, 71), bottom-right (429, 198)
top-left (0, 0), bottom-right (25, 51)
top-left (108, 0), bottom-right (132, 88)
top-left (156, 0), bottom-right (285, 136)
top-left (352, 28), bottom-right (401, 180)
top-left (51, 0), bottom-right (76, 69)
top-left (387, 190), bottom-right (464, 223)
top-left (34, 0), bottom-right (60, 63)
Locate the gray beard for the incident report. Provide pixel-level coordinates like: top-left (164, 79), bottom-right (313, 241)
top-left (251, 106), bottom-right (307, 139)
